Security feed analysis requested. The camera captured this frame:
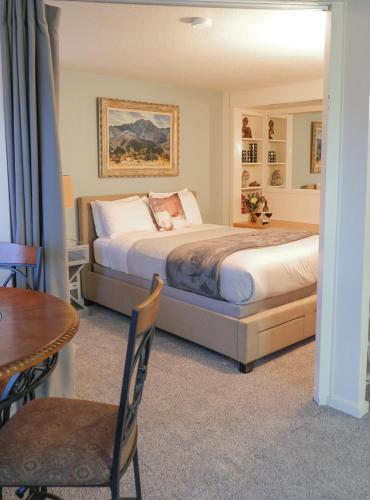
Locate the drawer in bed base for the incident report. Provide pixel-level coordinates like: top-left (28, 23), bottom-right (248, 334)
top-left (237, 295), bottom-right (316, 363)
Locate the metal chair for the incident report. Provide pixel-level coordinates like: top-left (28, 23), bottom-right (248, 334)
top-left (0, 243), bottom-right (43, 426)
top-left (0, 242), bottom-right (42, 290)
top-left (0, 274), bottom-right (164, 500)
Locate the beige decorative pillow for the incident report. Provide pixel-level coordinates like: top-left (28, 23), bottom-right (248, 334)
top-left (148, 193), bottom-right (188, 231)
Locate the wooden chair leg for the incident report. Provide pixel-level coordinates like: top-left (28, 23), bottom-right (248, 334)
top-left (133, 449), bottom-right (142, 500)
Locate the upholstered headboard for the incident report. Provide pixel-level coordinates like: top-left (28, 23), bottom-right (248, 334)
top-left (77, 193), bottom-right (146, 263)
top-left (77, 192), bottom-right (196, 264)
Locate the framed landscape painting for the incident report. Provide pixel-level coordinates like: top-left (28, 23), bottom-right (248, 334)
top-left (310, 121), bottom-right (322, 174)
top-left (98, 97), bottom-right (179, 177)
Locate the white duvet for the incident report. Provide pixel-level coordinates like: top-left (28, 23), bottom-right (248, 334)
top-left (94, 224), bottom-right (318, 305)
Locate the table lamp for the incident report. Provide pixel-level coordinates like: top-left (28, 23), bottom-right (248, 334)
top-left (62, 175), bottom-right (74, 209)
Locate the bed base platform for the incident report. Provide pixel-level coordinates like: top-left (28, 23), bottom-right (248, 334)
top-left (81, 268), bottom-right (316, 373)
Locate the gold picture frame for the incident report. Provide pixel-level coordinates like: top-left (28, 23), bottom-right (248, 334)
top-left (98, 97), bottom-right (179, 177)
top-left (310, 121), bottom-right (322, 174)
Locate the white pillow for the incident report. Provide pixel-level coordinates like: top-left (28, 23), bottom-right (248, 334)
top-left (96, 197), bottom-right (156, 238)
top-left (149, 188), bottom-right (188, 198)
top-left (149, 189), bottom-right (202, 225)
top-left (91, 202), bottom-right (105, 237)
top-left (179, 191), bottom-right (203, 224)
top-left (91, 196), bottom-right (139, 237)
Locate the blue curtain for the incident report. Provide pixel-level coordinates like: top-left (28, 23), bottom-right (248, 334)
top-left (0, 0), bottom-right (74, 397)
top-left (0, 0), bottom-right (68, 300)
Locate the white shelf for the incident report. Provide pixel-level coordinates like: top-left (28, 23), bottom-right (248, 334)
top-left (234, 110), bottom-right (291, 221)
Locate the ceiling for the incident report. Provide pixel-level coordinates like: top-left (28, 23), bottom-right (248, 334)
top-left (50, 1), bottom-right (327, 91)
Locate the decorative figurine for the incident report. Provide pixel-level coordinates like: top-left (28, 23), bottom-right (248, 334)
top-left (268, 119), bottom-right (275, 140)
top-left (271, 169), bottom-right (282, 186)
top-left (242, 117), bottom-right (252, 139)
top-left (241, 168), bottom-right (250, 188)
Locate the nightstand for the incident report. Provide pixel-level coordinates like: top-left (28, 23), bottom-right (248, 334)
top-left (67, 244), bottom-right (90, 316)
top-left (234, 219), bottom-right (319, 233)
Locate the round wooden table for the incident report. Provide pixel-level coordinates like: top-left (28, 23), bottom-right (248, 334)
top-left (0, 288), bottom-right (79, 381)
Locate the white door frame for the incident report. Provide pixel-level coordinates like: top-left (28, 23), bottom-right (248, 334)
top-left (69, 0), bottom-right (332, 8)
top-left (43, 0), bottom-right (370, 416)
top-left (314, 3), bottom-right (344, 408)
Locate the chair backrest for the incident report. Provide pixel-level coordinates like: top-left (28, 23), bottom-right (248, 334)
top-left (0, 243), bottom-right (42, 290)
top-left (111, 274), bottom-right (163, 479)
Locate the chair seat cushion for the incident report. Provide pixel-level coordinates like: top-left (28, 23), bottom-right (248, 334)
top-left (0, 397), bottom-right (137, 487)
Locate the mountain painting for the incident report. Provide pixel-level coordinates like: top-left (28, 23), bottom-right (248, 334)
top-left (98, 98), bottom-right (179, 178)
top-left (310, 121), bottom-right (322, 174)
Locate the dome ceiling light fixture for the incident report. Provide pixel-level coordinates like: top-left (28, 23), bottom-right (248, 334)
top-left (191, 17), bottom-right (212, 29)
top-left (179, 16), bottom-right (212, 29)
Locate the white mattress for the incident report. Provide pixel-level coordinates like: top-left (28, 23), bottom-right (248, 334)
top-left (94, 224), bottom-right (318, 305)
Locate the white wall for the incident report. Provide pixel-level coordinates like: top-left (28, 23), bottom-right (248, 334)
top-left (314, 0), bottom-right (370, 418)
top-left (59, 69), bottom-right (223, 240)
top-left (230, 79), bottom-right (324, 110)
top-left (292, 111), bottom-right (322, 189)
top-left (264, 188), bottom-right (320, 224)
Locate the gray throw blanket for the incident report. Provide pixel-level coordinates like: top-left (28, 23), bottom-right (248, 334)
top-left (166, 230), bottom-right (313, 300)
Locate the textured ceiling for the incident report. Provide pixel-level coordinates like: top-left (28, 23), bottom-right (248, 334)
top-left (50, 1), bottom-right (326, 91)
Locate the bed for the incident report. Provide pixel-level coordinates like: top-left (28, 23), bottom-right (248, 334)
top-left (77, 193), bottom-right (317, 373)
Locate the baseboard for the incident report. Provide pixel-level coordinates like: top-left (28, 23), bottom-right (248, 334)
top-left (326, 396), bottom-right (369, 418)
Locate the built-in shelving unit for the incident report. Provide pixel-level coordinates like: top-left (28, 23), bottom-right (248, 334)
top-left (233, 109), bottom-right (292, 221)
top-left (267, 115), bottom-right (288, 189)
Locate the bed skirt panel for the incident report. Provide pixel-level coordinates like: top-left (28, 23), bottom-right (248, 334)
top-left (82, 268), bottom-right (240, 359)
top-left (93, 263), bottom-right (317, 319)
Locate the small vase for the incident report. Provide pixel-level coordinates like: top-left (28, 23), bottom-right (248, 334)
top-left (249, 210), bottom-right (257, 223)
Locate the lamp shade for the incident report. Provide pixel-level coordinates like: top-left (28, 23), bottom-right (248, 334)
top-left (62, 175), bottom-right (74, 209)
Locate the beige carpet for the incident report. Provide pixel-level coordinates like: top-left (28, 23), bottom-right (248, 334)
top-left (4, 305), bottom-right (370, 499)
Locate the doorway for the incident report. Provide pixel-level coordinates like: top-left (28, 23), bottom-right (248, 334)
top-left (51, 0), bottom-right (370, 418)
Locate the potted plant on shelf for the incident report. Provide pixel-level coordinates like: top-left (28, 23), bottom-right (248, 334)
top-left (246, 192), bottom-right (263, 223)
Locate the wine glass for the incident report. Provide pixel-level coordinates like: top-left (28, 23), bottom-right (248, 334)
top-left (262, 212), bottom-right (272, 225)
